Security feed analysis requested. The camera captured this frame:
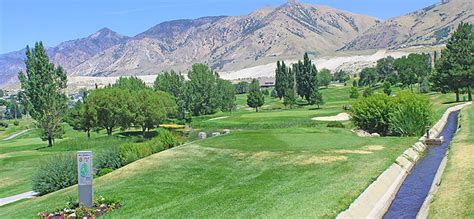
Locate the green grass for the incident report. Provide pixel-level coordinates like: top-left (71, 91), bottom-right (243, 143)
top-left (429, 105), bottom-right (474, 218)
top-left (0, 126), bottom-right (136, 198)
top-left (0, 118), bottom-right (35, 139)
top-left (0, 85), bottom-right (465, 217)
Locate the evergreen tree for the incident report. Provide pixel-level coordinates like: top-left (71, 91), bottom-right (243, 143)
top-left (275, 61), bottom-right (289, 100)
top-left (247, 79), bottom-right (265, 112)
top-left (310, 89), bottom-right (324, 109)
top-left (18, 42), bottom-right (68, 147)
top-left (435, 22), bottom-right (473, 101)
top-left (283, 88), bottom-right (296, 108)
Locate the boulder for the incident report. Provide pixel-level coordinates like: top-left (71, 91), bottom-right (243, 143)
top-left (198, 132), bottom-right (207, 139)
top-left (371, 133), bottom-right (381, 137)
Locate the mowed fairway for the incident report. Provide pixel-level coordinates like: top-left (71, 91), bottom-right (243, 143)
top-left (0, 85), bottom-right (462, 217)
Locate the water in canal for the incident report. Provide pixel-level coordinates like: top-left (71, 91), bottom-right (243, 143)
top-left (384, 110), bottom-right (460, 219)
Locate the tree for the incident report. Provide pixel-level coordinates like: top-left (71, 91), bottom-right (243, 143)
top-left (18, 42), bottom-right (68, 147)
top-left (294, 53), bottom-right (319, 103)
top-left (154, 71), bottom-right (184, 97)
top-left (352, 80), bottom-right (358, 87)
top-left (271, 89), bottom-right (278, 98)
top-left (234, 81), bottom-right (249, 94)
top-left (433, 22), bottom-right (473, 101)
top-left (283, 88), bottom-right (296, 108)
top-left (247, 79), bottom-right (264, 112)
top-left (154, 71), bottom-right (187, 118)
top-left (67, 101), bottom-right (96, 138)
top-left (275, 61), bottom-right (289, 100)
top-left (217, 79), bottom-right (236, 112)
top-left (134, 89), bottom-right (177, 135)
top-left (359, 67), bottom-right (378, 87)
top-left (310, 89), bottom-right (324, 109)
top-left (85, 87), bottom-right (134, 136)
top-left (318, 68), bottom-right (332, 88)
top-left (363, 87), bottom-right (373, 97)
top-left (394, 53), bottom-right (431, 90)
top-left (187, 64), bottom-right (221, 116)
top-left (114, 76), bottom-right (148, 91)
top-left (383, 81), bottom-right (392, 96)
top-left (376, 56), bottom-right (396, 83)
top-left (350, 87), bottom-right (360, 99)
top-left (0, 89), bottom-right (3, 97)
top-left (334, 70), bottom-right (350, 83)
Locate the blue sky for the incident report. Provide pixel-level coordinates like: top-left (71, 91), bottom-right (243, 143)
top-left (0, 0), bottom-right (439, 54)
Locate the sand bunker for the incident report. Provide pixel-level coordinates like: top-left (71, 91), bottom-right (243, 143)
top-left (209, 116), bottom-right (229, 121)
top-left (312, 113), bottom-right (351, 121)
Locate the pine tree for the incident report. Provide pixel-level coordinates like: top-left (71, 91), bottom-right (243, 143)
top-left (247, 79), bottom-right (265, 112)
top-left (18, 42), bottom-right (68, 147)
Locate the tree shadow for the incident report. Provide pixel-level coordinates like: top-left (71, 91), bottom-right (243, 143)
top-left (442, 101), bottom-right (461, 105)
top-left (118, 130), bottom-right (158, 139)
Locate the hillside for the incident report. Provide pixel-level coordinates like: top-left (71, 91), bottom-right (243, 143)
top-left (0, 0), bottom-right (378, 87)
top-left (341, 0), bottom-right (474, 50)
top-left (0, 28), bottom-right (129, 87)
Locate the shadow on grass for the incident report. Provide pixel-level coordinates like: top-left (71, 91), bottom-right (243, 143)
top-left (118, 130), bottom-right (158, 139)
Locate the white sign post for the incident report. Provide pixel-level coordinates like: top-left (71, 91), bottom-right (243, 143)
top-left (77, 151), bottom-right (93, 208)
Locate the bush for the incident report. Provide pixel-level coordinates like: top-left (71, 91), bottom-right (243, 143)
top-left (0, 121), bottom-right (8, 128)
top-left (145, 137), bottom-right (166, 153)
top-left (95, 146), bottom-right (122, 170)
top-left (351, 94), bottom-right (393, 135)
top-left (327, 121), bottom-right (345, 128)
top-left (157, 129), bottom-right (179, 149)
top-left (97, 168), bottom-right (113, 176)
top-left (390, 92), bottom-right (432, 136)
top-left (13, 120), bottom-right (19, 126)
top-left (33, 154), bottom-right (77, 195)
top-left (119, 142), bottom-right (154, 165)
top-left (362, 87), bottom-right (374, 97)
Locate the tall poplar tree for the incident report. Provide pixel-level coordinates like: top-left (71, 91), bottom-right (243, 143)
top-left (18, 42), bottom-right (68, 147)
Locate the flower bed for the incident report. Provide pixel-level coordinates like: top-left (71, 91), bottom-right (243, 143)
top-left (37, 195), bottom-right (121, 219)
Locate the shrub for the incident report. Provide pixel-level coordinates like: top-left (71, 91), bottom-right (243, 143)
top-left (327, 121), bottom-right (345, 128)
top-left (145, 137), bottom-right (166, 153)
top-left (33, 154), bottom-right (77, 195)
top-left (390, 91), bottom-right (432, 136)
top-left (0, 121), bottom-right (8, 128)
top-left (351, 94), bottom-right (392, 135)
top-left (13, 120), bottom-right (19, 126)
top-left (362, 87), bottom-right (373, 97)
top-left (119, 142), bottom-right (153, 165)
top-left (97, 168), bottom-right (113, 176)
top-left (95, 146), bottom-right (122, 170)
top-left (383, 81), bottom-right (392, 96)
top-left (349, 87), bottom-right (359, 99)
top-left (157, 129), bottom-right (179, 149)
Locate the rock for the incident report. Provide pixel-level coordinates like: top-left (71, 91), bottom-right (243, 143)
top-left (67, 213), bottom-right (76, 219)
top-left (212, 132), bottom-right (221, 137)
top-left (371, 133), bottom-right (381, 137)
top-left (353, 129), bottom-right (372, 137)
top-left (198, 132), bottom-right (207, 139)
top-left (223, 129), bottom-right (231, 134)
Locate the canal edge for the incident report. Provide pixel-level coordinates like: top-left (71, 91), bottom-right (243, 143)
top-left (337, 102), bottom-right (472, 219)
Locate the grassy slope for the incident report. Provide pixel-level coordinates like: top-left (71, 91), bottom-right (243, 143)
top-left (0, 118), bottom-right (34, 139)
top-left (0, 127), bottom-right (133, 198)
top-left (429, 105), bottom-right (474, 218)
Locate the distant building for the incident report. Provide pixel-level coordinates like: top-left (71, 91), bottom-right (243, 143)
top-left (258, 77), bottom-right (275, 88)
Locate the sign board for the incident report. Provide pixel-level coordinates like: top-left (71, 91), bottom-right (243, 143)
top-left (77, 151), bottom-right (93, 185)
top-left (77, 151), bottom-right (93, 207)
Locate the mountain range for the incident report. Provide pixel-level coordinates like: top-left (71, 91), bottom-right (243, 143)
top-left (1, 0), bottom-right (472, 88)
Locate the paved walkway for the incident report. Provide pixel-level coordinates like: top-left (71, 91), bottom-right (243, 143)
top-left (2, 129), bottom-right (31, 141)
top-left (0, 191), bottom-right (39, 206)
